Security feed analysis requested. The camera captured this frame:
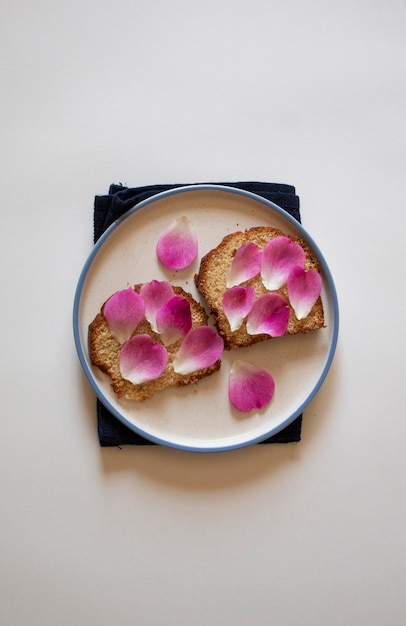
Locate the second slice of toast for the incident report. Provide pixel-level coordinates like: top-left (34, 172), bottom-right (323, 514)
top-left (89, 285), bottom-right (221, 400)
top-left (195, 226), bottom-right (325, 349)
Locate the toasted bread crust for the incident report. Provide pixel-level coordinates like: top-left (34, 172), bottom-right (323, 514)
top-left (88, 285), bottom-right (221, 401)
top-left (195, 226), bottom-right (325, 349)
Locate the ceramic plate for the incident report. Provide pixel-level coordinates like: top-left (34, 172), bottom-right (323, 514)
top-left (73, 185), bottom-right (339, 452)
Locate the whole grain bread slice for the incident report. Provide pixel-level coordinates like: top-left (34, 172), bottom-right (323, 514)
top-left (195, 226), bottom-right (325, 349)
top-left (88, 285), bottom-right (221, 401)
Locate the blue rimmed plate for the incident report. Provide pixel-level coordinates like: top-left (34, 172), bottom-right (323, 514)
top-left (73, 185), bottom-right (338, 452)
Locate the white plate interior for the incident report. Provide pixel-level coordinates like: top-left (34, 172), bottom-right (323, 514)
top-left (74, 185), bottom-right (338, 451)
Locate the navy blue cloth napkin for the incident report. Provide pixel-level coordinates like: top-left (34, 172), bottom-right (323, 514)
top-left (93, 182), bottom-right (303, 447)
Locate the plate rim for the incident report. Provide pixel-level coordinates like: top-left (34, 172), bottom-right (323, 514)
top-left (73, 184), bottom-right (339, 452)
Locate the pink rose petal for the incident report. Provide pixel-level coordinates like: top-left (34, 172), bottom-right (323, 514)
top-left (156, 216), bottom-right (198, 270)
top-left (261, 236), bottom-right (306, 290)
top-left (173, 326), bottom-right (224, 375)
top-left (287, 266), bottom-right (322, 320)
top-left (226, 242), bottom-right (262, 287)
top-left (156, 295), bottom-right (192, 346)
top-left (103, 288), bottom-right (145, 344)
top-left (140, 280), bottom-right (175, 332)
top-left (229, 360), bottom-right (275, 412)
top-left (119, 334), bottom-right (168, 384)
top-left (246, 293), bottom-right (290, 337)
top-left (222, 285), bottom-right (256, 332)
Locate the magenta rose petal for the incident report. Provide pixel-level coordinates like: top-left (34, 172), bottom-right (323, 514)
top-left (246, 293), bottom-right (290, 337)
top-left (119, 334), bottom-right (168, 384)
top-left (222, 285), bottom-right (256, 332)
top-left (156, 295), bottom-right (193, 346)
top-left (156, 216), bottom-right (198, 270)
top-left (287, 266), bottom-right (322, 320)
top-left (261, 236), bottom-right (306, 290)
top-left (103, 288), bottom-right (145, 344)
top-left (173, 327), bottom-right (224, 375)
top-left (140, 280), bottom-right (175, 332)
top-left (226, 242), bottom-right (262, 287)
top-left (229, 360), bottom-right (275, 413)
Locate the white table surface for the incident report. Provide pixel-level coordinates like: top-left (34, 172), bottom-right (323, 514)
top-left (1, 1), bottom-right (405, 624)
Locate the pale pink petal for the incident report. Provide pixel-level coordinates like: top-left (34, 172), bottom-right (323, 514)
top-left (222, 286), bottom-right (256, 332)
top-left (226, 242), bottom-right (262, 287)
top-left (173, 327), bottom-right (224, 375)
top-left (140, 280), bottom-right (175, 332)
top-left (287, 266), bottom-right (322, 320)
top-left (119, 334), bottom-right (168, 384)
top-left (156, 296), bottom-right (192, 346)
top-left (246, 293), bottom-right (290, 337)
top-left (103, 288), bottom-right (145, 344)
top-left (229, 360), bottom-right (275, 412)
top-left (261, 236), bottom-right (306, 290)
top-left (156, 216), bottom-right (198, 270)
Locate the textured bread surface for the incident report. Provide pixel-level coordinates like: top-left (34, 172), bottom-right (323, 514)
top-left (195, 226), bottom-right (325, 349)
top-left (88, 285), bottom-right (221, 401)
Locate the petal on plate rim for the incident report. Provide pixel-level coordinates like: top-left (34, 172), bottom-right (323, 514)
top-left (260, 236), bottom-right (306, 290)
top-left (246, 292), bottom-right (290, 337)
top-left (173, 326), bottom-right (224, 375)
top-left (103, 287), bottom-right (145, 344)
top-left (156, 215), bottom-right (198, 270)
top-left (222, 285), bottom-right (256, 332)
top-left (287, 266), bottom-right (322, 320)
top-left (119, 334), bottom-right (168, 385)
top-left (228, 359), bottom-right (275, 413)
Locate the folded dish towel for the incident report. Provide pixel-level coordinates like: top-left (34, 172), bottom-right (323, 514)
top-left (93, 181), bottom-right (303, 447)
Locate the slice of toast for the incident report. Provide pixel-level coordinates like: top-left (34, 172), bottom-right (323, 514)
top-left (88, 285), bottom-right (221, 401)
top-left (195, 226), bottom-right (325, 349)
